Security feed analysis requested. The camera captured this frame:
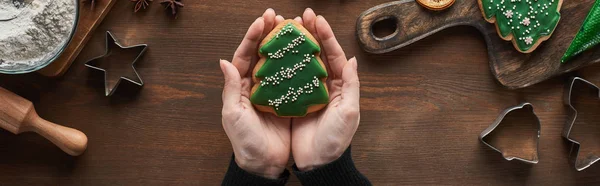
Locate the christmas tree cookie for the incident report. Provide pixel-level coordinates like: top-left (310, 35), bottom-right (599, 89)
top-left (561, 0), bottom-right (600, 63)
top-left (250, 20), bottom-right (329, 117)
top-left (478, 0), bottom-right (563, 53)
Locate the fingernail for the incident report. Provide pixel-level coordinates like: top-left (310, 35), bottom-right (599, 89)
top-left (350, 57), bottom-right (358, 69)
top-left (263, 9), bottom-right (274, 16)
top-left (219, 59), bottom-right (226, 72)
top-left (295, 16), bottom-right (301, 20)
top-left (253, 17), bottom-right (263, 25)
top-left (305, 7), bottom-right (313, 12)
top-left (316, 15), bottom-right (326, 23)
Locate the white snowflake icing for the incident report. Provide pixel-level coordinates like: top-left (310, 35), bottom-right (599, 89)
top-left (504, 10), bottom-right (513, 18)
top-left (524, 36), bottom-right (533, 45)
top-left (521, 17), bottom-right (531, 26)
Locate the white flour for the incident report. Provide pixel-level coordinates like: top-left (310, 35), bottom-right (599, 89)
top-left (0, 0), bottom-right (76, 71)
top-left (0, 0), bottom-right (23, 20)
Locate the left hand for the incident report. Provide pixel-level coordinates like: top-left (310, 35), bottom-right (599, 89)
top-left (290, 8), bottom-right (361, 171)
top-left (220, 9), bottom-right (292, 179)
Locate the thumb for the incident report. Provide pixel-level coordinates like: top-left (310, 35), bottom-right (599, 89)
top-left (220, 59), bottom-right (242, 109)
top-left (341, 57), bottom-right (360, 109)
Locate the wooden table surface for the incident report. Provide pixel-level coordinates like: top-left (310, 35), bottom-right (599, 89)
top-left (2, 0), bottom-right (600, 185)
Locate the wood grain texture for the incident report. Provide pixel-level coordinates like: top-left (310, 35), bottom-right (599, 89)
top-left (357, 0), bottom-right (600, 89)
top-left (37, 0), bottom-right (117, 77)
top-left (1, 0), bottom-right (600, 185)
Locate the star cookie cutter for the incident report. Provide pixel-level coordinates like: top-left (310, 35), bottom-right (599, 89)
top-left (479, 103), bottom-right (541, 164)
top-left (563, 77), bottom-right (600, 171)
top-left (84, 31), bottom-right (147, 96)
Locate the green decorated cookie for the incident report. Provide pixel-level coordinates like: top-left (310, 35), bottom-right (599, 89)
top-left (561, 0), bottom-right (600, 63)
top-left (250, 20), bottom-right (329, 117)
top-left (478, 0), bottom-right (562, 53)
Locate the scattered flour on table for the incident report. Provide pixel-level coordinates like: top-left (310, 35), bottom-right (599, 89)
top-left (0, 0), bottom-right (76, 70)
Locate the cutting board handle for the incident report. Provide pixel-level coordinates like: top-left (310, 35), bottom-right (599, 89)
top-left (356, 0), bottom-right (481, 54)
top-left (21, 109), bottom-right (88, 156)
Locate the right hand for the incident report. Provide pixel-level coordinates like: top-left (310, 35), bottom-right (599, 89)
top-left (289, 8), bottom-right (361, 172)
top-left (220, 9), bottom-right (290, 179)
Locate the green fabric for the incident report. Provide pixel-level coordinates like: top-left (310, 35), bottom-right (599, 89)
top-left (561, 1), bottom-right (600, 63)
top-left (480, 0), bottom-right (561, 52)
top-left (251, 23), bottom-right (329, 117)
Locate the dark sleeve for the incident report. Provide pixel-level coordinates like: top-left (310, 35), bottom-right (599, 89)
top-left (222, 155), bottom-right (290, 186)
top-left (292, 146), bottom-right (372, 186)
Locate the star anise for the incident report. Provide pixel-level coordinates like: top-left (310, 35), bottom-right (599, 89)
top-left (131, 0), bottom-right (152, 12)
top-left (82, 0), bottom-right (96, 9)
top-left (160, 0), bottom-right (184, 18)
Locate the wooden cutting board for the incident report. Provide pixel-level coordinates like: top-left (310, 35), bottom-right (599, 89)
top-left (356, 0), bottom-right (599, 89)
top-left (38, 0), bottom-right (117, 77)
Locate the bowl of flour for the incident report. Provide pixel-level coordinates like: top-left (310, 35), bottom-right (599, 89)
top-left (0, 0), bottom-right (78, 74)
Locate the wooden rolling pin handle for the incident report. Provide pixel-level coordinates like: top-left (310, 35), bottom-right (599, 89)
top-left (20, 109), bottom-right (88, 156)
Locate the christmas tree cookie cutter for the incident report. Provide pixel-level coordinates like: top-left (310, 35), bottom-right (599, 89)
top-left (477, 0), bottom-right (563, 53)
top-left (84, 31), bottom-right (147, 96)
top-left (479, 103), bottom-right (541, 164)
top-left (563, 77), bottom-right (600, 171)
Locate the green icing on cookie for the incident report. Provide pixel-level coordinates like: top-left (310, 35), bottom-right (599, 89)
top-left (250, 23), bottom-right (329, 117)
top-left (562, 0), bottom-right (600, 63)
top-left (480, 0), bottom-right (561, 52)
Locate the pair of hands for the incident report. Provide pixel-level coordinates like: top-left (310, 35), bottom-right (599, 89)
top-left (220, 8), bottom-right (360, 179)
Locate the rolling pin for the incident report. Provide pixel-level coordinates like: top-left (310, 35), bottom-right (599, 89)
top-left (0, 87), bottom-right (87, 156)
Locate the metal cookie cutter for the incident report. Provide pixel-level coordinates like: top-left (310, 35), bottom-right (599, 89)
top-left (479, 103), bottom-right (541, 164)
top-left (564, 77), bottom-right (600, 171)
top-left (85, 31), bottom-right (147, 96)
